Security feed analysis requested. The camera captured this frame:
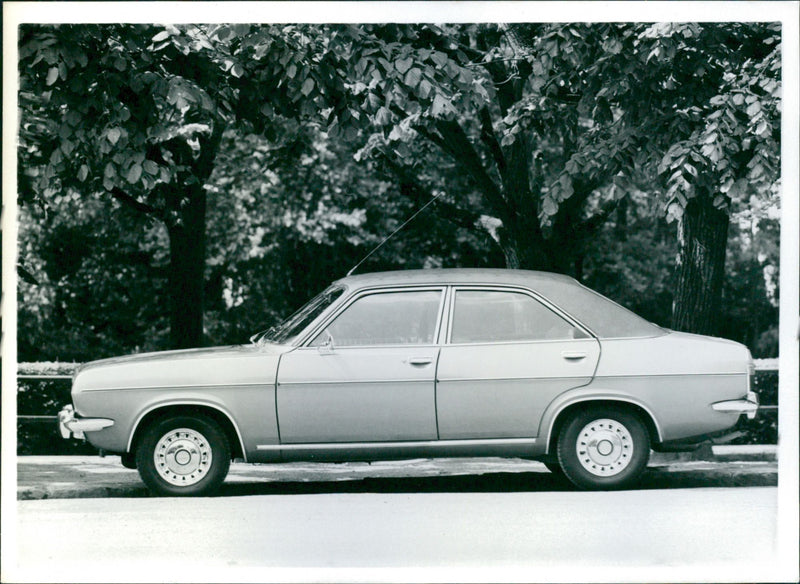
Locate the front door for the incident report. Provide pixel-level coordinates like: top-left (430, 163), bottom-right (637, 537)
top-left (276, 288), bottom-right (444, 443)
top-left (436, 288), bottom-right (601, 439)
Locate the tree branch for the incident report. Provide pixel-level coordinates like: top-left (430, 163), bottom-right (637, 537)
top-left (478, 107), bottom-right (507, 177)
top-left (378, 153), bottom-right (491, 234)
top-left (415, 119), bottom-right (511, 226)
top-left (109, 186), bottom-right (161, 218)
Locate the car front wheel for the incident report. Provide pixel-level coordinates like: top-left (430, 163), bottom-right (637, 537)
top-left (557, 407), bottom-right (650, 490)
top-left (136, 415), bottom-right (230, 497)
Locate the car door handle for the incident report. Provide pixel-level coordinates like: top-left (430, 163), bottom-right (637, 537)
top-left (561, 351), bottom-right (587, 360)
top-left (407, 357), bottom-right (433, 366)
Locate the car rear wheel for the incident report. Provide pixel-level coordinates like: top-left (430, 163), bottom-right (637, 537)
top-left (136, 415), bottom-right (230, 497)
top-left (557, 407), bottom-right (650, 490)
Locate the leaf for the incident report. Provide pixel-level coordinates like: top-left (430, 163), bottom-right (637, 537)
top-left (301, 78), bottom-right (315, 96)
top-left (46, 67), bottom-right (59, 86)
top-left (77, 164), bottom-right (89, 182)
top-left (430, 51), bottom-right (448, 68)
top-left (231, 63), bottom-right (244, 78)
top-left (374, 107), bottom-right (392, 126)
top-left (396, 58), bottom-right (414, 75)
top-left (418, 79), bottom-right (433, 100)
top-left (746, 100), bottom-right (762, 117)
top-left (404, 67), bottom-right (422, 88)
top-left (152, 30), bottom-right (171, 43)
top-left (107, 128), bottom-right (122, 145)
top-left (431, 94), bottom-right (448, 117)
top-left (143, 160), bottom-right (159, 175)
top-left (126, 163), bottom-right (142, 184)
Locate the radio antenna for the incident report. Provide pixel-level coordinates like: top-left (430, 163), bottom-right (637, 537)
top-left (346, 191), bottom-right (445, 277)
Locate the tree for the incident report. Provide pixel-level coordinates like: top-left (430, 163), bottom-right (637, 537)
top-left (307, 23), bottom-right (781, 334)
top-left (19, 24), bottom-right (233, 347)
top-left (645, 23), bottom-right (781, 334)
top-left (19, 22), bottom-right (781, 349)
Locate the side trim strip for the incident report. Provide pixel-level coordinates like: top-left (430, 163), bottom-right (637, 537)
top-left (257, 437), bottom-right (538, 451)
top-left (80, 382), bottom-right (269, 392)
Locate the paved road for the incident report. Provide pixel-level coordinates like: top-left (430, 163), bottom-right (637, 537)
top-left (14, 452), bottom-right (779, 500)
top-left (8, 486), bottom-right (785, 583)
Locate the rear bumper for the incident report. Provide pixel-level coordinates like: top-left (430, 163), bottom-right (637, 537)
top-left (58, 405), bottom-right (114, 439)
top-left (711, 391), bottom-right (759, 420)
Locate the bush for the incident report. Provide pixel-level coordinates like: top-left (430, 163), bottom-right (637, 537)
top-left (731, 368), bottom-right (778, 445)
top-left (17, 374), bottom-right (97, 455)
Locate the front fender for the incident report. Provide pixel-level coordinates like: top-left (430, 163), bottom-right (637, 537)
top-left (75, 385), bottom-right (277, 460)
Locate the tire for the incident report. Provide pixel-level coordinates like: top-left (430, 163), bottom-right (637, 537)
top-left (136, 415), bottom-right (231, 497)
top-left (557, 407), bottom-right (650, 490)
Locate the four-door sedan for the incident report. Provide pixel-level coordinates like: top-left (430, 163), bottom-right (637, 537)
top-left (58, 269), bottom-right (758, 495)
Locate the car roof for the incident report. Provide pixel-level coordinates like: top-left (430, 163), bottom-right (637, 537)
top-left (335, 268), bottom-right (577, 290)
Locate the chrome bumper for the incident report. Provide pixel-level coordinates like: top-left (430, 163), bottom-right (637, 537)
top-left (711, 391), bottom-right (759, 420)
top-left (58, 405), bottom-right (114, 439)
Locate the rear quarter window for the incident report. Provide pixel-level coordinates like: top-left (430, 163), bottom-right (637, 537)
top-left (532, 278), bottom-right (663, 339)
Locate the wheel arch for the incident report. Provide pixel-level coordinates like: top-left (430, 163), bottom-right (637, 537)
top-left (545, 398), bottom-right (662, 456)
top-left (127, 402), bottom-right (246, 461)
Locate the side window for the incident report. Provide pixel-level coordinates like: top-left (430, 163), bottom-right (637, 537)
top-left (450, 290), bottom-right (578, 344)
top-left (310, 290), bottom-right (442, 347)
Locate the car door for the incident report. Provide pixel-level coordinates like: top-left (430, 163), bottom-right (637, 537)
top-left (436, 287), bottom-right (600, 439)
top-left (276, 287), bottom-right (444, 443)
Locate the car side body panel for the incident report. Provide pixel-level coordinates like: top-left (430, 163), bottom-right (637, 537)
top-left (72, 345), bottom-right (285, 461)
top-left (436, 338), bottom-right (600, 439)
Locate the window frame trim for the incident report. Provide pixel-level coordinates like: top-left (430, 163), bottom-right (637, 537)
top-left (296, 285), bottom-right (448, 349)
top-left (445, 285), bottom-right (596, 346)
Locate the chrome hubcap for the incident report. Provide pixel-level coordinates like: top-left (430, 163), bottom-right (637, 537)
top-left (154, 428), bottom-right (212, 487)
top-left (576, 418), bottom-right (633, 477)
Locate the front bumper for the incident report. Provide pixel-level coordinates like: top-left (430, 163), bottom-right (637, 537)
top-left (711, 391), bottom-right (759, 420)
top-left (58, 405), bottom-right (114, 439)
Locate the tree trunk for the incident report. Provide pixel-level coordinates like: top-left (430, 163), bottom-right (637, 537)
top-left (671, 196), bottom-right (730, 335)
top-left (498, 215), bottom-right (554, 272)
top-left (166, 185), bottom-right (207, 349)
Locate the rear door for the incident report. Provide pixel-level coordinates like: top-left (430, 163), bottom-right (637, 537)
top-left (436, 287), bottom-right (600, 439)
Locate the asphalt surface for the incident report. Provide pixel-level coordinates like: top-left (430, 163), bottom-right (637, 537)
top-left (16, 445), bottom-right (777, 499)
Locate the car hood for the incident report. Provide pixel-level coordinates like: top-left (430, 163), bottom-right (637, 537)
top-left (77, 344), bottom-right (285, 372)
top-left (74, 343), bottom-right (290, 392)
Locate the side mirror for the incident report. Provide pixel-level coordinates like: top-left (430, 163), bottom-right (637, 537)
top-left (318, 331), bottom-right (335, 355)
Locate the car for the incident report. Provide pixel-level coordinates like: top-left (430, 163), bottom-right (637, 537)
top-left (58, 268), bottom-right (758, 496)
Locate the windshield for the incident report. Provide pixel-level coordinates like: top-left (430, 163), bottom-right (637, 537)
top-left (254, 285), bottom-right (345, 345)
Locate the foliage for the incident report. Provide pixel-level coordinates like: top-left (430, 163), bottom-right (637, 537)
top-left (17, 193), bottom-right (169, 362)
top-left (202, 125), bottom-right (500, 346)
top-left (17, 23), bottom-right (780, 354)
top-left (17, 377), bottom-right (96, 455)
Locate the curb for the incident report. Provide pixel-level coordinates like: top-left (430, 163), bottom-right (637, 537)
top-left (17, 449), bottom-right (778, 500)
top-left (650, 444), bottom-right (777, 464)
